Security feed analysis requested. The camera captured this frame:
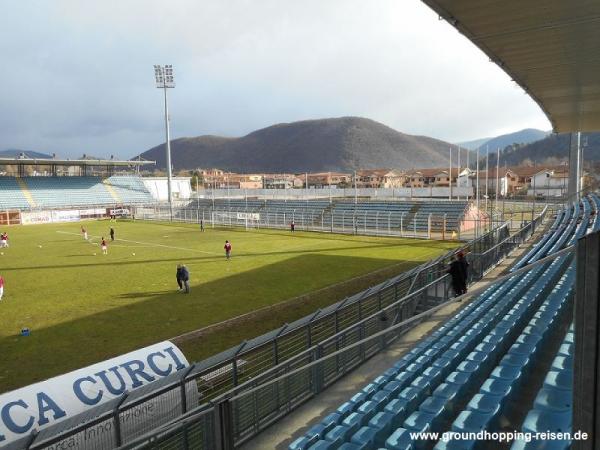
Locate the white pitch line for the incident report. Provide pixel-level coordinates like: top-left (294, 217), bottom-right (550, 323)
top-left (56, 231), bottom-right (219, 255)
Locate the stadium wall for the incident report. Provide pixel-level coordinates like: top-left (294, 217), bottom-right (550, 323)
top-left (143, 177), bottom-right (192, 201)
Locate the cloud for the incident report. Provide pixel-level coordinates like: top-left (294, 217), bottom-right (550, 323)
top-left (0, 0), bottom-right (550, 158)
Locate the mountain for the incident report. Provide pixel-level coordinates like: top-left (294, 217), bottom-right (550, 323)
top-left (480, 129), bottom-right (550, 154)
top-left (0, 149), bottom-right (53, 159)
top-left (491, 132), bottom-right (600, 166)
top-left (456, 137), bottom-right (492, 151)
top-left (457, 129), bottom-right (549, 154)
top-left (137, 117), bottom-right (469, 172)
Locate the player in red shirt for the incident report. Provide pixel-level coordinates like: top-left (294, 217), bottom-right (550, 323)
top-left (0, 232), bottom-right (8, 248)
top-left (101, 237), bottom-right (108, 255)
top-left (224, 240), bottom-right (232, 260)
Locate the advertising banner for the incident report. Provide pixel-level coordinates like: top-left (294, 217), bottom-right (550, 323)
top-left (51, 210), bottom-right (81, 223)
top-left (0, 341), bottom-right (197, 447)
top-left (20, 211), bottom-right (52, 225)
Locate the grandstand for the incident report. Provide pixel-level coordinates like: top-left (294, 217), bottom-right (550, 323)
top-left (184, 198), bottom-right (472, 235)
top-left (0, 175), bottom-right (154, 209)
top-left (281, 195), bottom-right (591, 450)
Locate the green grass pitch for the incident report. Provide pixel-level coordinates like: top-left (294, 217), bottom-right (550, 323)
top-left (0, 220), bottom-right (456, 393)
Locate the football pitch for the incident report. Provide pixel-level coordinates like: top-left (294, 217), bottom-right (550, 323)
top-left (0, 220), bottom-right (456, 393)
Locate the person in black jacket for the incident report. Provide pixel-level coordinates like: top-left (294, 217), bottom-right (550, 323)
top-left (180, 264), bottom-right (190, 294)
top-left (176, 264), bottom-right (183, 291)
top-left (457, 251), bottom-right (469, 294)
top-left (448, 251), bottom-right (468, 297)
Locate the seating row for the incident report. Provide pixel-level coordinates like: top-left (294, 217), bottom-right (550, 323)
top-left (510, 324), bottom-right (574, 450)
top-left (287, 199), bottom-right (586, 450)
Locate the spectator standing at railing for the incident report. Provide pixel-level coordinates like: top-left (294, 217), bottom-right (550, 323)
top-left (448, 251), bottom-right (469, 297)
top-left (290, 220), bottom-right (295, 232)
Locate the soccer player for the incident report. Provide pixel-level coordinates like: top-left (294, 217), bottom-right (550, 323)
top-left (0, 274), bottom-right (4, 301)
top-left (101, 237), bottom-right (108, 255)
top-left (200, 220), bottom-right (204, 232)
top-left (110, 227), bottom-right (115, 241)
top-left (290, 220), bottom-right (295, 232)
top-left (176, 264), bottom-right (183, 291)
top-left (0, 232), bottom-right (8, 248)
top-left (224, 240), bottom-right (232, 260)
top-left (81, 226), bottom-right (88, 240)
top-left (180, 264), bottom-right (190, 293)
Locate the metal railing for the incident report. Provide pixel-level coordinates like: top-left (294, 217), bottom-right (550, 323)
top-left (11, 208), bottom-right (551, 450)
top-left (135, 203), bottom-right (504, 241)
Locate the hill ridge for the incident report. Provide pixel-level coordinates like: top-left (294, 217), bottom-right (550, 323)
top-left (137, 116), bottom-right (470, 172)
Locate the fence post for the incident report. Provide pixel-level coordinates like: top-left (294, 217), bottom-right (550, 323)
top-left (443, 214), bottom-right (447, 240)
top-left (414, 214), bottom-right (417, 237)
top-left (428, 213), bottom-right (431, 239)
top-left (307, 310), bottom-right (321, 348)
top-left (112, 393), bottom-right (129, 447)
top-left (232, 341), bottom-right (248, 386)
top-left (312, 344), bottom-right (324, 394)
top-left (214, 399), bottom-right (234, 450)
top-left (180, 364), bottom-right (196, 414)
top-left (400, 213), bottom-right (404, 237)
top-left (273, 324), bottom-right (288, 366)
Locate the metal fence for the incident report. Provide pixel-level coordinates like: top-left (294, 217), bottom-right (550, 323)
top-left (11, 207), bottom-right (550, 450)
top-left (134, 204), bottom-right (504, 241)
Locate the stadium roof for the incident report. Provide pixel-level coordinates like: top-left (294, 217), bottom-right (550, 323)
top-left (0, 157), bottom-right (155, 167)
top-left (421, 0), bottom-right (600, 132)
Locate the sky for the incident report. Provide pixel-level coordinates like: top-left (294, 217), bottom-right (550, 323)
top-left (0, 0), bottom-right (551, 159)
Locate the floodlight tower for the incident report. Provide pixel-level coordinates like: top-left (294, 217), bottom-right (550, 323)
top-left (154, 64), bottom-right (175, 218)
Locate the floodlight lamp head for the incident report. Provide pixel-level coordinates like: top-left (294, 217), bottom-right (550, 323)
top-left (154, 64), bottom-right (175, 88)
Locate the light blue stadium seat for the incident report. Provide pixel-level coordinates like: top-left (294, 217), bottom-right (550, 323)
top-left (384, 399), bottom-right (410, 427)
top-left (510, 438), bottom-right (570, 450)
top-left (433, 439), bottom-right (476, 450)
top-left (543, 371), bottom-right (572, 392)
top-left (325, 425), bottom-right (353, 446)
top-left (290, 435), bottom-right (319, 450)
top-left (466, 393), bottom-right (502, 418)
top-left (367, 412), bottom-right (395, 443)
top-left (479, 378), bottom-right (512, 397)
top-left (521, 410), bottom-right (572, 434)
top-left (343, 412), bottom-right (368, 434)
top-left (385, 427), bottom-right (415, 450)
top-left (451, 410), bottom-right (493, 434)
top-left (534, 389), bottom-right (572, 413)
top-left (308, 439), bottom-right (340, 450)
top-left (350, 426), bottom-right (379, 450)
top-left (356, 402), bottom-right (379, 422)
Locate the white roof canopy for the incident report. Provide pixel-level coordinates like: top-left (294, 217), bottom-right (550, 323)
top-left (421, 0), bottom-right (600, 132)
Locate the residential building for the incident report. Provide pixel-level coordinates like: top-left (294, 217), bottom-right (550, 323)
top-left (354, 169), bottom-right (404, 188)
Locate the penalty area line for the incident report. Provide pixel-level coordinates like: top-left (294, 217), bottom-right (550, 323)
top-left (56, 231), bottom-right (219, 255)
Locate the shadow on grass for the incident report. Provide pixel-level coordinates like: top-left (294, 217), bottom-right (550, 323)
top-left (0, 253), bottom-right (422, 392)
